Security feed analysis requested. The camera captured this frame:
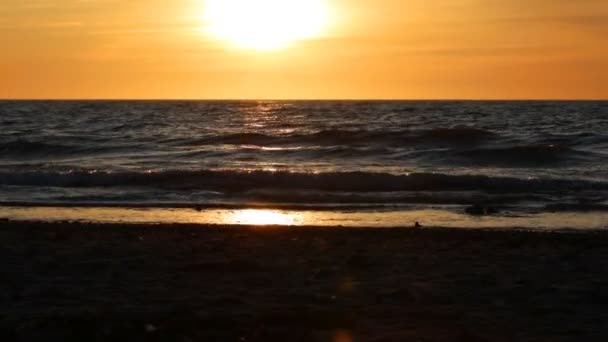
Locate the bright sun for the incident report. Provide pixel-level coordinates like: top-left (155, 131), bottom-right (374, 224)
top-left (203, 0), bottom-right (329, 50)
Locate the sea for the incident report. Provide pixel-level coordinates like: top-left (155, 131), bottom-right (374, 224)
top-left (1, 100), bottom-right (607, 229)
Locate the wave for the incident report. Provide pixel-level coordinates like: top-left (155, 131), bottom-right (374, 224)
top-left (1, 169), bottom-right (606, 193)
top-left (456, 144), bottom-right (595, 166)
top-left (191, 133), bottom-right (292, 146)
top-left (186, 127), bottom-right (498, 147)
top-left (0, 139), bottom-right (123, 158)
top-left (0, 140), bottom-right (85, 157)
top-left (417, 127), bottom-right (496, 143)
top-left (237, 190), bottom-right (553, 206)
top-left (544, 203), bottom-right (608, 212)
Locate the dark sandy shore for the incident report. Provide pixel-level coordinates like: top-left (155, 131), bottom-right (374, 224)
top-left (2, 221), bottom-right (608, 341)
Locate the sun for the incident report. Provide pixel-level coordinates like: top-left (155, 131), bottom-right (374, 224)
top-left (203, 0), bottom-right (329, 50)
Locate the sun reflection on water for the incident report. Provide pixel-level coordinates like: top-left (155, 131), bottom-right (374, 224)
top-left (230, 209), bottom-right (298, 225)
top-left (0, 207), bottom-right (606, 230)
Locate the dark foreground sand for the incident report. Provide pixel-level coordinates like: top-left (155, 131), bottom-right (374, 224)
top-left (2, 221), bottom-right (608, 341)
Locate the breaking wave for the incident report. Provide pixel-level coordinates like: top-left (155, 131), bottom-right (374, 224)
top-left (1, 169), bottom-right (606, 193)
top-left (456, 144), bottom-right (597, 166)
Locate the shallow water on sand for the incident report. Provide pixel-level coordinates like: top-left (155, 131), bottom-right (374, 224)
top-left (1, 207), bottom-right (606, 230)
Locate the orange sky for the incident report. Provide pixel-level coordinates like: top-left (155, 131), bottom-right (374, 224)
top-left (1, 0), bottom-right (607, 99)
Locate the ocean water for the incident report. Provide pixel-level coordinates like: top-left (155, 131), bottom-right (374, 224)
top-left (1, 100), bottom-right (607, 228)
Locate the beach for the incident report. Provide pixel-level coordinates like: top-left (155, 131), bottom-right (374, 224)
top-left (2, 221), bottom-right (608, 341)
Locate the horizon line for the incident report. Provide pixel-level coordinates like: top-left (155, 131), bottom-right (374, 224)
top-left (1, 98), bottom-right (607, 102)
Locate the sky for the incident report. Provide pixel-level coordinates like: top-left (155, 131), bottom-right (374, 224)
top-left (0, 0), bottom-right (607, 99)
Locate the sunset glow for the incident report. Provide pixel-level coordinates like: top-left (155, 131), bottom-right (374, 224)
top-left (0, 0), bottom-right (606, 99)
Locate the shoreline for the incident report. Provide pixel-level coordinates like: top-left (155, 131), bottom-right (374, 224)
top-left (2, 218), bottom-right (608, 234)
top-left (1, 206), bottom-right (607, 230)
top-left (3, 220), bottom-right (608, 341)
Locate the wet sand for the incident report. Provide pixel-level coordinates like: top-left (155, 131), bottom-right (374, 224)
top-left (2, 221), bottom-right (608, 341)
